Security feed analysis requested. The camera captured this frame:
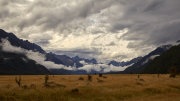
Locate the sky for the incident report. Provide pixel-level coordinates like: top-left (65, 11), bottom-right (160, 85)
top-left (1, 0), bottom-right (180, 64)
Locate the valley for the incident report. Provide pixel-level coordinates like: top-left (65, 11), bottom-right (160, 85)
top-left (0, 74), bottom-right (180, 101)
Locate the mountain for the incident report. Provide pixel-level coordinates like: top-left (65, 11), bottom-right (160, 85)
top-left (108, 56), bottom-right (143, 67)
top-left (0, 50), bottom-right (50, 75)
top-left (108, 44), bottom-right (172, 74)
top-left (142, 44), bottom-right (180, 74)
top-left (0, 29), bottom-right (65, 74)
top-left (45, 53), bottom-right (64, 64)
top-left (50, 53), bottom-right (97, 68)
top-left (0, 29), bottom-right (63, 66)
top-left (0, 29), bottom-right (45, 54)
top-left (123, 56), bottom-right (143, 66)
top-left (49, 53), bottom-right (99, 74)
top-left (108, 60), bottom-right (128, 66)
top-left (120, 44), bottom-right (172, 74)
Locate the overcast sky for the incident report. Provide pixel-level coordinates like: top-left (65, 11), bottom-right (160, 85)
top-left (1, 0), bottom-right (180, 63)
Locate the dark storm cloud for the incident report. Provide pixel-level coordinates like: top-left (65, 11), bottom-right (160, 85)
top-left (113, 0), bottom-right (180, 49)
top-left (142, 0), bottom-right (164, 12)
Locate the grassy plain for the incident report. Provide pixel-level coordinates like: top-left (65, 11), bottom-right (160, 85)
top-left (0, 74), bottom-right (180, 101)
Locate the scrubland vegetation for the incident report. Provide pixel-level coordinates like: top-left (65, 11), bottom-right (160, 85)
top-left (0, 74), bottom-right (180, 101)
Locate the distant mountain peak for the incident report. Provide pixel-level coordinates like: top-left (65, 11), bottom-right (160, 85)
top-left (73, 55), bottom-right (80, 59)
top-left (177, 40), bottom-right (180, 43)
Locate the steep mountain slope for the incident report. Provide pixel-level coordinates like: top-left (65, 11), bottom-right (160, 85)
top-left (121, 45), bottom-right (172, 74)
top-left (0, 51), bottom-right (50, 75)
top-left (123, 56), bottom-right (143, 66)
top-left (0, 29), bottom-right (63, 65)
top-left (0, 29), bottom-right (66, 74)
top-left (108, 44), bottom-right (172, 74)
top-left (0, 29), bottom-right (45, 53)
top-left (142, 44), bottom-right (180, 74)
top-left (121, 44), bottom-right (172, 74)
top-left (45, 53), bottom-right (63, 64)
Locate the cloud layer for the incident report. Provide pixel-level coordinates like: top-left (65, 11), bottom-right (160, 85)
top-left (1, 0), bottom-right (180, 63)
top-left (0, 38), bottom-right (130, 73)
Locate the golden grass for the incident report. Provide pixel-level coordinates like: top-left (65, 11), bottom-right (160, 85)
top-left (0, 74), bottom-right (180, 101)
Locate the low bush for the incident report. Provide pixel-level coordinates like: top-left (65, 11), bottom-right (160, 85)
top-left (99, 73), bottom-right (102, 77)
top-left (88, 75), bottom-right (92, 81)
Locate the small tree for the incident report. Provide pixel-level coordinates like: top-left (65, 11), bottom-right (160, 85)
top-left (15, 76), bottom-right (21, 87)
top-left (99, 73), bottom-right (102, 77)
top-left (138, 75), bottom-right (140, 79)
top-left (45, 74), bottom-right (49, 84)
top-left (88, 75), bottom-right (92, 81)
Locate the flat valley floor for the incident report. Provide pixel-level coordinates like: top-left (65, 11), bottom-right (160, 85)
top-left (0, 74), bottom-right (180, 101)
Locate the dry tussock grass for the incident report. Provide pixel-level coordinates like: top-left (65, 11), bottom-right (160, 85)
top-left (0, 74), bottom-right (180, 101)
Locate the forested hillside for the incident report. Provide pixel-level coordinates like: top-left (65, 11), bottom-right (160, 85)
top-left (142, 44), bottom-right (180, 74)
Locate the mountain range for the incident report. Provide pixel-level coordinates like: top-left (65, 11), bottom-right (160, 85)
top-left (0, 29), bottom-right (99, 75)
top-left (0, 29), bottom-right (180, 75)
top-left (49, 53), bottom-right (99, 74)
top-left (109, 44), bottom-right (174, 74)
top-left (50, 52), bottom-right (97, 67)
top-left (108, 56), bottom-right (143, 67)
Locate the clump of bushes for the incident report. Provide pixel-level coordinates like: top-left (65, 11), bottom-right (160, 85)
top-left (169, 67), bottom-right (179, 78)
top-left (88, 75), bottom-right (92, 81)
top-left (99, 73), bottom-right (102, 77)
top-left (15, 76), bottom-right (21, 87)
top-left (78, 77), bottom-right (84, 80)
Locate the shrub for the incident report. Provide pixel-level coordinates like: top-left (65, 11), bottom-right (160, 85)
top-left (71, 88), bottom-right (79, 95)
top-left (45, 74), bottom-right (49, 86)
top-left (78, 77), bottom-right (84, 80)
top-left (15, 76), bottom-right (21, 87)
top-left (169, 67), bottom-right (178, 78)
top-left (88, 75), bottom-right (92, 81)
top-left (99, 73), bottom-right (102, 77)
top-left (169, 74), bottom-right (176, 78)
